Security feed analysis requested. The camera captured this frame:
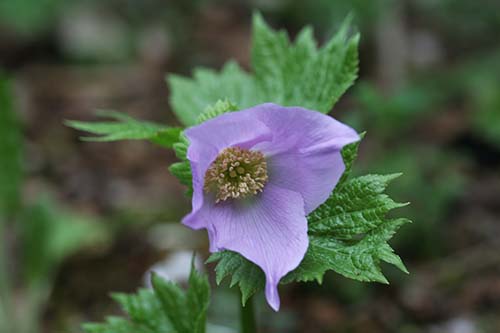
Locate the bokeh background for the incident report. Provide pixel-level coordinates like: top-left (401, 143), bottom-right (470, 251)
top-left (1, 0), bottom-right (500, 332)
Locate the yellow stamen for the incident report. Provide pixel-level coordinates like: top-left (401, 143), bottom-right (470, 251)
top-left (204, 147), bottom-right (268, 203)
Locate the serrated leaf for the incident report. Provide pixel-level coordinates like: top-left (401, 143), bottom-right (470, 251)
top-left (251, 13), bottom-right (299, 105)
top-left (337, 132), bottom-right (364, 187)
top-left (152, 274), bottom-right (190, 333)
top-left (168, 62), bottom-right (261, 126)
top-left (172, 133), bottom-right (189, 160)
top-left (111, 289), bottom-right (172, 331)
top-left (185, 264), bottom-right (211, 333)
top-left (305, 26), bottom-right (359, 113)
top-left (150, 129), bottom-right (185, 148)
top-left (251, 13), bottom-right (359, 113)
top-left (284, 217), bottom-right (410, 284)
top-left (169, 131), bottom-right (192, 194)
top-left (84, 264), bottom-right (210, 333)
top-left (168, 162), bottom-right (192, 187)
top-left (307, 174), bottom-right (408, 238)
top-left (168, 13), bottom-right (359, 125)
top-left (207, 252), bottom-right (265, 305)
top-left (152, 264), bottom-right (210, 333)
top-left (84, 289), bottom-right (172, 333)
top-left (0, 76), bottom-right (22, 216)
top-left (196, 99), bottom-right (239, 124)
top-left (83, 316), bottom-right (139, 333)
top-left (65, 110), bottom-right (181, 148)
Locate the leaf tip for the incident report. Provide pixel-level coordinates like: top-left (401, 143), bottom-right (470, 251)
top-left (252, 10), bottom-right (265, 25)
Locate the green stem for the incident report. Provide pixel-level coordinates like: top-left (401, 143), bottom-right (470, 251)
top-left (0, 220), bottom-right (13, 333)
top-left (240, 296), bottom-right (257, 333)
top-left (20, 283), bottom-right (48, 333)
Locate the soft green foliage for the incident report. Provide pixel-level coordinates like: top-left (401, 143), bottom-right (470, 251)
top-left (169, 133), bottom-right (192, 192)
top-left (0, 76), bottom-right (107, 333)
top-left (65, 110), bottom-right (181, 148)
top-left (475, 105), bottom-right (500, 145)
top-left (464, 55), bottom-right (500, 146)
top-left (169, 62), bottom-right (259, 126)
top-left (305, 174), bottom-right (408, 239)
top-left (0, 77), bottom-right (22, 216)
top-left (196, 99), bottom-right (239, 124)
top-left (284, 174), bottom-right (410, 284)
top-left (206, 251), bottom-right (264, 306)
top-left (0, 0), bottom-right (64, 36)
top-left (84, 264), bottom-right (210, 333)
top-left (20, 197), bottom-right (107, 285)
top-left (418, 0), bottom-right (500, 40)
top-left (86, 290), bottom-right (175, 333)
top-left (251, 13), bottom-right (359, 113)
top-left (349, 82), bottom-right (440, 137)
top-left (208, 139), bottom-right (410, 303)
top-left (153, 267), bottom-right (210, 333)
top-left (168, 13), bottom-right (359, 126)
top-left (337, 132), bottom-right (365, 187)
top-left (348, 51), bottom-right (500, 148)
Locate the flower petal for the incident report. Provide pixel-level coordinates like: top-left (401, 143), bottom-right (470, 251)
top-left (183, 112), bottom-right (271, 229)
top-left (196, 184), bottom-right (309, 311)
top-left (251, 103), bottom-right (359, 213)
top-left (266, 149), bottom-right (345, 214)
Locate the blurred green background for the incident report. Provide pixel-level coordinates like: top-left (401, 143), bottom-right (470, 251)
top-left (1, 0), bottom-right (500, 332)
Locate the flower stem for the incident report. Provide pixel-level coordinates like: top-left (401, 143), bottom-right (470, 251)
top-left (240, 296), bottom-right (257, 333)
top-left (0, 221), bottom-right (14, 333)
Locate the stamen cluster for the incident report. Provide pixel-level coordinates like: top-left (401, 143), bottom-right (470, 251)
top-left (204, 147), bottom-right (268, 203)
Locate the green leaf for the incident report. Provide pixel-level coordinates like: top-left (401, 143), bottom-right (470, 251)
top-left (208, 139), bottom-right (410, 300)
top-left (206, 252), bottom-right (265, 306)
top-left (251, 13), bottom-right (359, 113)
top-left (184, 264), bottom-right (211, 333)
top-left (168, 62), bottom-right (261, 126)
top-left (84, 317), bottom-right (134, 333)
top-left (84, 263), bottom-right (210, 333)
top-left (0, 76), bottom-right (22, 216)
top-left (284, 218), bottom-right (410, 284)
top-left (284, 174), bottom-right (410, 284)
top-left (337, 132), bottom-right (365, 187)
top-left (168, 132), bottom-right (193, 194)
top-left (302, 21), bottom-right (359, 113)
top-left (150, 129), bottom-right (185, 149)
top-left (196, 99), bottom-right (239, 124)
top-left (84, 289), bottom-right (174, 333)
top-left (307, 174), bottom-right (408, 238)
top-left (151, 274), bottom-right (190, 333)
top-left (168, 13), bottom-right (359, 125)
top-left (168, 161), bottom-right (192, 187)
top-left (169, 132), bottom-right (192, 194)
top-left (172, 133), bottom-right (190, 160)
top-left (65, 110), bottom-right (181, 148)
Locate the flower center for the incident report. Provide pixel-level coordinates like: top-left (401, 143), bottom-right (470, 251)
top-left (204, 147), bottom-right (268, 203)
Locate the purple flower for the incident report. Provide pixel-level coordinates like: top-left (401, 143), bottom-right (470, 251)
top-left (182, 103), bottom-right (359, 310)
